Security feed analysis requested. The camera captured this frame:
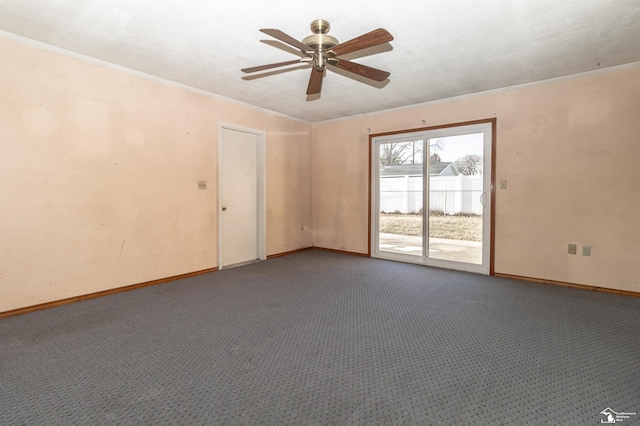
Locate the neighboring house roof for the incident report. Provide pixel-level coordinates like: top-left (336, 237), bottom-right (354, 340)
top-left (380, 162), bottom-right (459, 176)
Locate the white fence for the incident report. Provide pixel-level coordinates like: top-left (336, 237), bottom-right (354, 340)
top-left (380, 175), bottom-right (483, 215)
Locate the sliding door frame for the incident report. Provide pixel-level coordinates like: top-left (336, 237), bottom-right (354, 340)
top-left (368, 118), bottom-right (497, 275)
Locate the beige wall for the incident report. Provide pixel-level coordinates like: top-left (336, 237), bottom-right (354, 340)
top-left (0, 38), bottom-right (313, 311)
top-left (2, 36), bottom-right (638, 313)
top-left (313, 66), bottom-right (640, 292)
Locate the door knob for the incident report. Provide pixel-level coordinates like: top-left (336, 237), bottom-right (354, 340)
top-left (222, 206), bottom-right (227, 211)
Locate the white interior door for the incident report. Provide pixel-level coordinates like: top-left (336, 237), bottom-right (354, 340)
top-left (218, 124), bottom-right (266, 268)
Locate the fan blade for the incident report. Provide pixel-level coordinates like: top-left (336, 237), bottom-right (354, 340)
top-left (306, 67), bottom-right (323, 95)
top-left (241, 59), bottom-right (306, 73)
top-left (331, 59), bottom-right (390, 82)
top-left (329, 28), bottom-right (393, 57)
top-left (260, 29), bottom-right (314, 54)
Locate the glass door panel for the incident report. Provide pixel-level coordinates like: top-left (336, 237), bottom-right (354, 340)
top-left (427, 134), bottom-right (484, 265)
top-left (378, 140), bottom-right (424, 257)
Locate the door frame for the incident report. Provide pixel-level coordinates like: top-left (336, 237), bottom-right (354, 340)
top-left (217, 123), bottom-right (267, 269)
top-left (368, 118), bottom-right (496, 275)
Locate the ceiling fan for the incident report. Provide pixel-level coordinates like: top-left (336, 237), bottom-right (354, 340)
top-left (241, 19), bottom-right (394, 95)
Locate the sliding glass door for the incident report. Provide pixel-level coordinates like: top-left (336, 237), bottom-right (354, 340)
top-left (371, 122), bottom-right (493, 274)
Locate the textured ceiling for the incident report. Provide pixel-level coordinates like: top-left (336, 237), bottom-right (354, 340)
top-left (1, 0), bottom-right (639, 122)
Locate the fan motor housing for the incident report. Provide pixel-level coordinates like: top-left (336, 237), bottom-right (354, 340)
top-left (302, 34), bottom-right (339, 51)
top-left (302, 19), bottom-right (338, 52)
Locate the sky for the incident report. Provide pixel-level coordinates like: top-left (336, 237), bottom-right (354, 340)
top-left (382, 131), bottom-right (485, 165)
top-left (429, 133), bottom-right (484, 162)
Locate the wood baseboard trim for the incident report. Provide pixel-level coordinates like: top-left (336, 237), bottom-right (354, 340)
top-left (266, 247), bottom-right (313, 259)
top-left (494, 273), bottom-right (640, 298)
top-left (0, 267), bottom-right (219, 320)
top-left (5, 260), bottom-right (636, 320)
top-left (312, 246), bottom-right (369, 257)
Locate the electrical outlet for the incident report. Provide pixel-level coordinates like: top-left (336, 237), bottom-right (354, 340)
top-left (568, 244), bottom-right (577, 255)
top-left (582, 245), bottom-right (591, 256)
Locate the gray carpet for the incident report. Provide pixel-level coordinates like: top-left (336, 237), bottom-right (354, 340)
top-left (1, 250), bottom-right (639, 425)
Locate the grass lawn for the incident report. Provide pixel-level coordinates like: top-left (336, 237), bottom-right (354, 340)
top-left (380, 213), bottom-right (482, 242)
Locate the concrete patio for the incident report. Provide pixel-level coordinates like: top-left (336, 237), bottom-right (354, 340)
top-left (379, 233), bottom-right (482, 264)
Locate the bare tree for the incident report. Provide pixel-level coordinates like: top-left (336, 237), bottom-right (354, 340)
top-left (429, 152), bottom-right (442, 163)
top-left (430, 139), bottom-right (444, 152)
top-left (455, 154), bottom-right (483, 175)
top-left (380, 141), bottom-right (423, 166)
